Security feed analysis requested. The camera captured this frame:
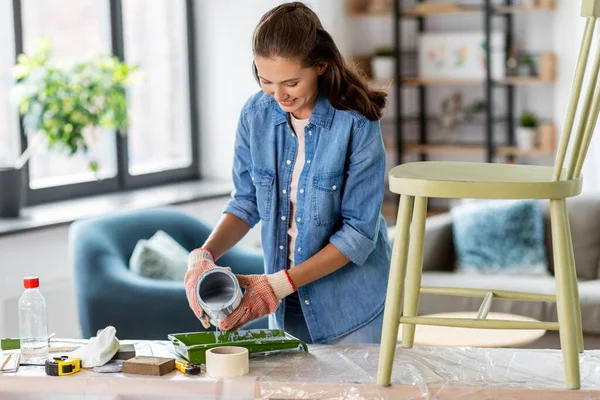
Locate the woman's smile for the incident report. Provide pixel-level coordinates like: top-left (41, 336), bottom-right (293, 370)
top-left (279, 98), bottom-right (297, 107)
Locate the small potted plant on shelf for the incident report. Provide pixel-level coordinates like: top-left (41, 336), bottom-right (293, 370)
top-left (371, 46), bottom-right (395, 80)
top-left (0, 38), bottom-right (141, 218)
top-left (517, 110), bottom-right (538, 150)
top-left (519, 53), bottom-right (537, 77)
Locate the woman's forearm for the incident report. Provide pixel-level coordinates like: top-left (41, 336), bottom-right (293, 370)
top-left (202, 212), bottom-right (251, 261)
top-left (287, 243), bottom-right (350, 288)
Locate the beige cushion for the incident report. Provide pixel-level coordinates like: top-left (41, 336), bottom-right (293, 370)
top-left (542, 195), bottom-right (600, 280)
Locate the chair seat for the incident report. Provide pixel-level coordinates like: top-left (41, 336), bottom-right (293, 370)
top-left (389, 161), bottom-right (582, 199)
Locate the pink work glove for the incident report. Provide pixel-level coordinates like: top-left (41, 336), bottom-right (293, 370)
top-left (184, 248), bottom-right (218, 329)
top-left (220, 271), bottom-right (297, 332)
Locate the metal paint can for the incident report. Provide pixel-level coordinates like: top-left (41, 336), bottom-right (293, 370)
top-left (195, 268), bottom-right (243, 325)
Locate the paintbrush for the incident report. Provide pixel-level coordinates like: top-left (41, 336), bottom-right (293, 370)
top-left (0, 354), bottom-right (12, 371)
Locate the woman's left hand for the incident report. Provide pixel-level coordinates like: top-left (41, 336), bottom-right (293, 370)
top-left (220, 271), bottom-right (296, 331)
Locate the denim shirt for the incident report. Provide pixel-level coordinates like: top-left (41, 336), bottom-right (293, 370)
top-left (223, 91), bottom-right (391, 343)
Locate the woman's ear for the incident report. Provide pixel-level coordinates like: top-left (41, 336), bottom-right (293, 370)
top-left (318, 63), bottom-right (328, 75)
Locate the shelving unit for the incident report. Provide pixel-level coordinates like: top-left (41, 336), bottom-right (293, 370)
top-left (348, 0), bottom-right (558, 165)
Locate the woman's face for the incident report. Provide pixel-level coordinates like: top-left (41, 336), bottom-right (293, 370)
top-left (255, 56), bottom-right (325, 120)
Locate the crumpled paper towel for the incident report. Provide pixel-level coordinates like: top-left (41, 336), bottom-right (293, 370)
top-left (70, 326), bottom-right (120, 368)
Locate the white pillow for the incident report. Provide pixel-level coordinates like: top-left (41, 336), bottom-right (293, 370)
top-left (129, 230), bottom-right (190, 281)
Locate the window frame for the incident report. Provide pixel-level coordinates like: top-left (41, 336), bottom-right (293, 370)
top-left (12, 0), bottom-right (200, 205)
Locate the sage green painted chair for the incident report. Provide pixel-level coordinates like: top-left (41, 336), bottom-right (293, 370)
top-left (378, 0), bottom-right (600, 390)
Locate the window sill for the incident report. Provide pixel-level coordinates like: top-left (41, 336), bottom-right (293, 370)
top-left (0, 179), bottom-right (233, 237)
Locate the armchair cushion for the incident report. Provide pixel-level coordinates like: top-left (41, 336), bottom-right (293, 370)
top-left (129, 230), bottom-right (189, 281)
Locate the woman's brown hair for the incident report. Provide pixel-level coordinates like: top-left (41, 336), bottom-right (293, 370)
top-left (252, 2), bottom-right (387, 121)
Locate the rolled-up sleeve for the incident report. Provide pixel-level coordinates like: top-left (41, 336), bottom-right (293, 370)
top-left (330, 120), bottom-right (386, 265)
top-left (223, 111), bottom-right (261, 228)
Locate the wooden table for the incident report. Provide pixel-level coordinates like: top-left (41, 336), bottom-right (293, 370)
top-left (2, 340), bottom-right (599, 399)
top-left (398, 312), bottom-right (547, 347)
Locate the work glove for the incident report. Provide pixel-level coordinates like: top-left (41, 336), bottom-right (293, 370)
top-left (184, 248), bottom-right (218, 329)
top-left (220, 270), bottom-right (296, 331)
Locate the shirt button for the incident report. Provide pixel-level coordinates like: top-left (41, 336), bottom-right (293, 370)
top-left (305, 300), bottom-right (310, 305)
top-left (306, 160), bottom-right (311, 164)
top-left (279, 245), bottom-right (284, 250)
top-left (308, 131), bottom-right (313, 135)
top-left (281, 216), bottom-right (286, 221)
top-left (297, 247), bottom-right (301, 252)
top-left (332, 185), bottom-right (337, 190)
top-left (286, 160), bottom-right (291, 165)
top-left (282, 189), bottom-right (287, 194)
top-left (299, 189), bottom-right (304, 194)
top-left (297, 218), bottom-right (301, 222)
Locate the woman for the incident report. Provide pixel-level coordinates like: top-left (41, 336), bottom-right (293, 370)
top-left (185, 2), bottom-right (391, 345)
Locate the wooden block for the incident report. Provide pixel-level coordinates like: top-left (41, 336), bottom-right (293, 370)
top-left (538, 0), bottom-right (555, 9)
top-left (416, 3), bottom-right (462, 12)
top-left (538, 123), bottom-right (556, 151)
top-left (122, 356), bottom-right (175, 376)
top-left (112, 343), bottom-right (136, 360)
top-left (539, 53), bottom-right (556, 82)
top-left (347, 0), bottom-right (368, 14)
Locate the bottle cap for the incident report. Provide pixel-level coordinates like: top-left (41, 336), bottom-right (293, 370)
top-left (24, 276), bottom-right (39, 289)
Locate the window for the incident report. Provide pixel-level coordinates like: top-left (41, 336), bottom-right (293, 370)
top-left (122, 0), bottom-right (193, 176)
top-left (21, 0), bottom-right (117, 189)
top-left (5, 0), bottom-right (199, 204)
top-left (0, 0), bottom-right (19, 167)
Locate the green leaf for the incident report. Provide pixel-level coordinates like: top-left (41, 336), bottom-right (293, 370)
top-left (13, 37), bottom-right (143, 173)
top-left (89, 160), bottom-right (99, 172)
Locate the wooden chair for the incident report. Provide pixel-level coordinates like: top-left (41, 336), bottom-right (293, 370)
top-left (377, 0), bottom-right (600, 390)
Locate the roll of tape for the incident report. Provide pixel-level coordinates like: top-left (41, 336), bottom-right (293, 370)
top-left (205, 346), bottom-right (249, 378)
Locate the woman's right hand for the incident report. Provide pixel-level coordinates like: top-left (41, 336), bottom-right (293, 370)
top-left (184, 248), bottom-right (218, 329)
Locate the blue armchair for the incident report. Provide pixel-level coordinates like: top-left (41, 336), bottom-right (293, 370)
top-left (69, 207), bottom-right (268, 339)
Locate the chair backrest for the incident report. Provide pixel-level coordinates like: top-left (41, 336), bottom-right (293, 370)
top-left (553, 0), bottom-right (600, 181)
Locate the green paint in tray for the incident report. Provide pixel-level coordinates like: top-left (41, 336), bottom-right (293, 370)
top-left (168, 329), bottom-right (308, 364)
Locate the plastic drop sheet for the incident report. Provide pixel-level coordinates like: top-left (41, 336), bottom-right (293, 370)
top-left (251, 345), bottom-right (600, 399)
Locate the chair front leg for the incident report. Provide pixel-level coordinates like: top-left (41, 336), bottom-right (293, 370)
top-left (550, 199), bottom-right (581, 390)
top-left (377, 195), bottom-right (415, 386)
top-left (562, 200), bottom-right (584, 353)
top-left (402, 196), bottom-right (428, 348)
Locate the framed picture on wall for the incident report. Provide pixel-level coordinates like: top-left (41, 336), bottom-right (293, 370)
top-left (418, 32), bottom-right (505, 80)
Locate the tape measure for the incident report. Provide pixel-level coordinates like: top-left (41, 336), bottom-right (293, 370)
top-left (175, 359), bottom-right (201, 375)
top-left (45, 356), bottom-right (82, 376)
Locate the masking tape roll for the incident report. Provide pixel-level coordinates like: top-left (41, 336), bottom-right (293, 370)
top-left (205, 346), bottom-right (249, 378)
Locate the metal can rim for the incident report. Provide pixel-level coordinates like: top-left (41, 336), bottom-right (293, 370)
top-left (195, 268), bottom-right (242, 313)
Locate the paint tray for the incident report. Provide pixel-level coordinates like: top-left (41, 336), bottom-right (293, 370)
top-left (168, 329), bottom-right (308, 364)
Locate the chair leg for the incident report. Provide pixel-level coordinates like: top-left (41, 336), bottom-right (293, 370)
top-left (401, 196), bottom-right (428, 348)
top-left (377, 195), bottom-right (415, 386)
top-left (550, 200), bottom-right (581, 389)
top-left (562, 200), bottom-right (584, 353)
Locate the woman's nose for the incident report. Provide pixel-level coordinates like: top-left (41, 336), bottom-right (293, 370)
top-left (273, 88), bottom-right (286, 101)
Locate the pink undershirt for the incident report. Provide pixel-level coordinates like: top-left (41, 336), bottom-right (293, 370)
top-left (288, 113), bottom-right (309, 267)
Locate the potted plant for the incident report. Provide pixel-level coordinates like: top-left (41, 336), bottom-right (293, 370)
top-left (0, 38), bottom-right (140, 218)
top-left (371, 46), bottom-right (395, 80)
top-left (519, 53), bottom-right (537, 77)
top-left (517, 110), bottom-right (538, 150)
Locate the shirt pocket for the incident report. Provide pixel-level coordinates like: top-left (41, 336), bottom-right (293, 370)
top-left (253, 168), bottom-right (275, 221)
top-left (312, 171), bottom-right (344, 227)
